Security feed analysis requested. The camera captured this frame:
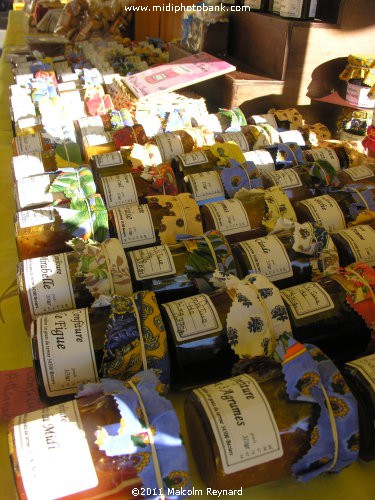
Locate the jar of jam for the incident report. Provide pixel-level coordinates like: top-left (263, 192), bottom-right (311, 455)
top-left (330, 222), bottom-right (375, 267)
top-left (11, 150), bottom-right (58, 182)
top-left (303, 146), bottom-right (350, 170)
top-left (336, 165), bottom-right (375, 186)
top-left (12, 131), bottom-right (52, 156)
top-left (261, 165), bottom-right (318, 201)
top-left (280, 0), bottom-right (317, 20)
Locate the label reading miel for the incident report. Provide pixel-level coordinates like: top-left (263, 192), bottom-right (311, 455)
top-left (281, 282), bottom-right (335, 319)
top-left (194, 374), bottom-right (283, 473)
top-left (129, 245), bottom-right (176, 280)
top-left (300, 195), bottom-right (346, 232)
top-left (243, 150), bottom-right (275, 173)
top-left (266, 169), bottom-right (302, 189)
top-left (13, 400), bottom-right (98, 500)
top-left (18, 209), bottom-right (55, 228)
top-left (240, 235), bottom-right (293, 281)
top-left (101, 174), bottom-right (138, 208)
top-left (12, 153), bottom-right (44, 181)
top-left (155, 133), bottom-right (184, 161)
top-left (15, 134), bottom-right (42, 155)
top-left (36, 308), bottom-right (99, 396)
top-left (219, 132), bottom-right (249, 152)
top-left (347, 354), bottom-right (375, 392)
top-left (24, 254), bottom-right (75, 318)
top-left (112, 204), bottom-right (156, 248)
top-left (335, 225), bottom-right (375, 266)
top-left (187, 171), bottom-right (225, 202)
top-left (307, 148), bottom-right (341, 171)
top-left (163, 294), bottom-right (222, 342)
top-left (206, 199), bottom-right (251, 235)
top-left (95, 151), bottom-right (123, 169)
top-left (179, 151), bottom-right (208, 168)
top-left (344, 166), bottom-right (374, 181)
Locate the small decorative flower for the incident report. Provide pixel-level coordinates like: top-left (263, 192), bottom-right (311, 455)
top-left (226, 326), bottom-right (239, 346)
top-left (296, 371), bottom-right (320, 395)
top-left (131, 452), bottom-right (151, 471)
top-left (310, 426), bottom-right (319, 446)
top-left (237, 293), bottom-right (252, 308)
top-left (163, 470), bottom-right (190, 489)
top-left (248, 316), bottom-right (264, 333)
top-left (159, 223), bottom-right (167, 233)
top-left (259, 288), bottom-right (273, 299)
top-left (347, 432), bottom-right (360, 452)
top-left (176, 218), bottom-right (184, 227)
top-left (331, 373), bottom-right (350, 395)
top-left (271, 305), bottom-right (288, 322)
top-left (329, 396), bottom-right (350, 418)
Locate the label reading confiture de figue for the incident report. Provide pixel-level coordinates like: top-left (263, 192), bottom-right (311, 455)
top-left (23, 254), bottom-right (75, 318)
top-left (347, 354), bottom-right (375, 392)
top-left (101, 174), bottom-right (138, 209)
top-left (129, 245), bottom-right (176, 280)
top-left (334, 225), bottom-right (375, 266)
top-left (187, 171), bottom-right (225, 202)
top-left (281, 282), bottom-right (335, 319)
top-left (239, 236), bottom-right (293, 282)
top-left (95, 151), bottom-right (123, 169)
top-left (194, 374), bottom-right (283, 473)
top-left (300, 195), bottom-right (346, 232)
top-left (35, 308), bottom-right (98, 397)
top-left (163, 294), bottom-right (222, 342)
top-left (112, 204), bottom-right (156, 248)
top-left (13, 400), bottom-right (98, 500)
top-left (206, 199), bottom-right (251, 235)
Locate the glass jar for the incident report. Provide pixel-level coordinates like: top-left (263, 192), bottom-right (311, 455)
top-left (336, 165), bottom-right (375, 186)
top-left (330, 222), bottom-right (375, 267)
top-left (261, 165), bottom-right (318, 201)
top-left (15, 195), bottom-right (109, 260)
top-left (280, 0), bottom-right (317, 20)
top-left (17, 238), bottom-right (133, 330)
top-left (12, 131), bottom-right (52, 156)
top-left (303, 146), bottom-right (350, 170)
top-left (90, 150), bottom-right (132, 182)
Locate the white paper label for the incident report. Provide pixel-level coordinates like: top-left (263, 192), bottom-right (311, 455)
top-left (243, 150), bottom-right (275, 173)
top-left (95, 151), bottom-right (123, 169)
top-left (219, 132), bottom-right (249, 152)
top-left (58, 81), bottom-right (78, 92)
top-left (18, 117), bottom-right (40, 130)
top-left (251, 114), bottom-right (278, 129)
top-left (206, 199), bottom-right (251, 235)
top-left (18, 209), bottom-right (55, 228)
top-left (344, 166), bottom-right (374, 181)
top-left (346, 82), bottom-right (375, 108)
top-left (16, 175), bottom-right (54, 209)
top-left (36, 308), bottom-right (99, 396)
top-left (13, 400), bottom-right (98, 500)
top-left (244, 0), bottom-right (261, 8)
top-left (334, 225), bottom-right (375, 266)
top-left (112, 204), bottom-right (156, 248)
top-left (280, 0), bottom-right (303, 18)
top-left (101, 174), bottom-right (138, 209)
top-left (155, 133), bottom-right (184, 161)
top-left (300, 195), bottom-right (346, 232)
top-left (279, 130), bottom-right (305, 147)
top-left (281, 282), bottom-right (335, 319)
top-left (129, 245), bottom-right (176, 280)
top-left (347, 354), bottom-right (375, 392)
top-left (24, 254), bottom-right (75, 318)
top-left (266, 169), bottom-right (302, 189)
top-left (163, 294), bottom-right (222, 342)
top-left (12, 153), bottom-right (44, 181)
top-left (240, 235), bottom-right (293, 282)
top-left (178, 151), bottom-right (208, 168)
top-left (79, 116), bottom-right (107, 146)
top-left (187, 171), bottom-right (225, 202)
top-left (273, 0), bottom-right (281, 13)
top-left (15, 134), bottom-right (42, 155)
top-left (194, 374), bottom-right (283, 473)
top-left (307, 148), bottom-right (341, 171)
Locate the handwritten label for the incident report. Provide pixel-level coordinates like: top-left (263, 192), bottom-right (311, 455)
top-left (129, 245), bottom-right (176, 280)
top-left (12, 153), bottom-right (44, 181)
top-left (16, 175), bottom-right (54, 210)
top-left (163, 294), bottom-right (222, 342)
top-left (95, 151), bottom-right (123, 169)
top-left (194, 374), bottom-right (283, 473)
top-left (343, 166), bottom-right (374, 181)
top-left (300, 195), bottom-right (346, 232)
top-left (347, 354), bottom-right (375, 392)
top-left (178, 151), bottom-right (208, 169)
top-left (306, 148), bottom-right (341, 171)
top-left (219, 132), bottom-right (249, 152)
top-left (281, 282), bottom-right (334, 319)
top-left (112, 204), bottom-right (156, 248)
top-left (243, 150), bottom-right (275, 173)
top-left (206, 199), bottom-right (251, 235)
top-left (155, 133), bottom-right (184, 161)
top-left (101, 174), bottom-right (138, 209)
top-left (15, 134), bottom-right (42, 155)
top-left (187, 171), bottom-right (225, 202)
top-left (334, 225), bottom-right (375, 266)
top-left (18, 209), bottom-right (55, 228)
top-left (266, 169), bottom-right (302, 189)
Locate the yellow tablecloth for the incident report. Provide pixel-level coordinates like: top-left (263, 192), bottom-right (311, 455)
top-left (1, 10), bottom-right (375, 500)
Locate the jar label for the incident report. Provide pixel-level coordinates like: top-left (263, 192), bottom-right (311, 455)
top-left (243, 150), bottom-right (275, 173)
top-left (163, 294), bottom-right (222, 342)
top-left (244, 0), bottom-right (261, 8)
top-left (307, 148), bottom-right (341, 171)
top-left (280, 0), bottom-right (303, 18)
top-left (17, 116), bottom-right (40, 130)
top-left (219, 132), bottom-right (249, 152)
top-left (155, 133), bottom-right (184, 161)
top-left (346, 82), bottom-right (375, 109)
top-left (266, 169), bottom-right (302, 189)
top-left (15, 134), bottom-right (42, 155)
top-left (187, 171), bottom-right (225, 202)
top-left (36, 308), bottom-right (99, 396)
top-left (12, 153), bottom-right (44, 181)
top-left (112, 204), bottom-right (156, 248)
top-left (194, 374), bottom-right (283, 473)
top-left (279, 130), bottom-right (306, 146)
top-left (281, 282), bottom-right (334, 319)
top-left (206, 199), bottom-right (251, 235)
top-left (251, 114), bottom-right (278, 129)
top-left (101, 174), bottom-right (138, 209)
top-left (13, 400), bottom-right (98, 499)
top-left (343, 166), bottom-right (374, 181)
top-left (273, 0), bottom-right (281, 13)
top-left (300, 195), bottom-right (346, 232)
top-left (79, 116), bottom-right (108, 146)
top-left (129, 245), bottom-right (176, 280)
top-left (178, 151), bottom-right (208, 168)
top-left (347, 354), bottom-right (375, 392)
top-left (95, 151), bottom-right (123, 169)
top-left (18, 208), bottom-right (55, 228)
top-left (339, 130), bottom-right (364, 142)
top-left (239, 235), bottom-right (293, 281)
top-left (334, 225), bottom-right (375, 266)
top-left (16, 175), bottom-right (54, 209)
top-left (24, 254), bottom-right (75, 318)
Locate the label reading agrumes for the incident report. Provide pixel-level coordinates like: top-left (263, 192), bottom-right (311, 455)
top-left (112, 204), bottom-right (156, 248)
top-left (163, 294), bottom-right (222, 342)
top-left (206, 199), bottom-right (251, 235)
top-left (194, 374), bottom-right (283, 473)
top-left (35, 308), bottom-right (99, 397)
top-left (281, 282), bottom-right (334, 319)
top-left (129, 245), bottom-right (176, 280)
top-left (13, 401), bottom-right (98, 500)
